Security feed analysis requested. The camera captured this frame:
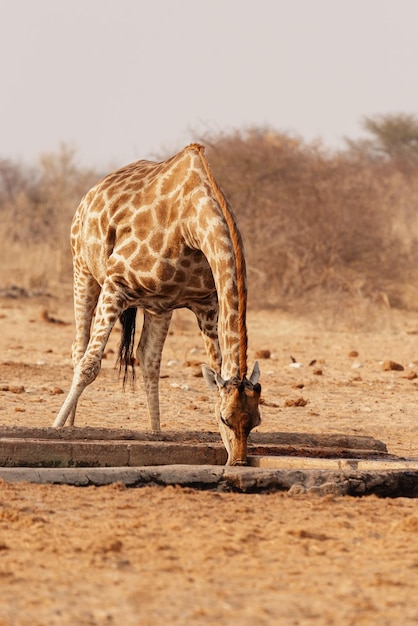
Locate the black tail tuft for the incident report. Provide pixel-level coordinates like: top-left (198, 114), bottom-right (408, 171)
top-left (117, 307), bottom-right (137, 387)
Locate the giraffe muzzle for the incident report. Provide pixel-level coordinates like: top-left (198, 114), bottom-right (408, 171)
top-left (233, 459), bottom-right (248, 467)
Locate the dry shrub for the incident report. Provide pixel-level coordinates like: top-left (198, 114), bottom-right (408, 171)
top-left (1, 132), bottom-right (418, 322)
top-left (203, 129), bottom-right (418, 314)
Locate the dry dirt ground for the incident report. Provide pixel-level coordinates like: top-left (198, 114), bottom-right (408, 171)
top-left (1, 292), bottom-right (418, 625)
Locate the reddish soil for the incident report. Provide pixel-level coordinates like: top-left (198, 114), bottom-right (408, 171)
top-left (1, 293), bottom-right (418, 625)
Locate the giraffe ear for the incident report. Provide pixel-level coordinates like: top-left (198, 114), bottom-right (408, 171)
top-left (249, 362), bottom-right (260, 385)
top-left (201, 365), bottom-right (225, 391)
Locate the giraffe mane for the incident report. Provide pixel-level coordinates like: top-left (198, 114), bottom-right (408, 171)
top-left (188, 143), bottom-right (248, 379)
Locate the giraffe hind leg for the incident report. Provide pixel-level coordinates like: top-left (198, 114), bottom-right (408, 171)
top-left (53, 268), bottom-right (100, 427)
top-left (72, 268), bottom-right (101, 367)
top-left (136, 309), bottom-right (172, 433)
top-left (53, 281), bottom-right (125, 427)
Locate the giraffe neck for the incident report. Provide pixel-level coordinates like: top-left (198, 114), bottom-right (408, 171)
top-left (190, 145), bottom-right (248, 381)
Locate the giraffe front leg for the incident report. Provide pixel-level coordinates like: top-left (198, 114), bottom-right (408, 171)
top-left (136, 309), bottom-right (172, 433)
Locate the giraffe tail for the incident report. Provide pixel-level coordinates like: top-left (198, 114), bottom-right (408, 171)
top-left (117, 307), bottom-right (137, 387)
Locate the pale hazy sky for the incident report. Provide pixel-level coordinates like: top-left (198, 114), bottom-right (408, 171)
top-left (1, 0), bottom-right (417, 168)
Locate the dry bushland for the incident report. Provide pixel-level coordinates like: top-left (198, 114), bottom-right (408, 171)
top-left (205, 129), bottom-right (418, 313)
top-left (0, 144), bottom-right (99, 291)
top-left (1, 130), bottom-right (418, 319)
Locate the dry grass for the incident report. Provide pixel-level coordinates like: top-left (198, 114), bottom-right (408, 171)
top-left (0, 144), bottom-right (99, 292)
top-left (1, 131), bottom-right (418, 321)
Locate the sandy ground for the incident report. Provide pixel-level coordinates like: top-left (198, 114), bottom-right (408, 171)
top-left (1, 292), bottom-right (418, 625)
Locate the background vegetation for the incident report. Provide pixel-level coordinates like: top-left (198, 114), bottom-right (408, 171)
top-left (1, 114), bottom-right (418, 320)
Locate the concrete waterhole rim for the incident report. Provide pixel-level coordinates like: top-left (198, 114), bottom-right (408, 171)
top-left (0, 426), bottom-right (417, 497)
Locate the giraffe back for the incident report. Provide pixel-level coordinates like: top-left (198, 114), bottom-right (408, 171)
top-left (71, 147), bottom-right (221, 310)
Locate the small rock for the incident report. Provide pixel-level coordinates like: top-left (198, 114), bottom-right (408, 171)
top-left (381, 360), bottom-right (404, 371)
top-left (170, 382), bottom-right (190, 390)
top-left (259, 398), bottom-right (280, 408)
top-left (285, 397), bottom-right (308, 407)
top-left (313, 368), bottom-right (323, 376)
top-left (406, 371), bottom-right (418, 380)
top-left (287, 483), bottom-right (306, 496)
top-left (1, 385), bottom-right (25, 394)
top-left (255, 349), bottom-right (271, 359)
top-left (40, 308), bottom-right (68, 325)
top-left (348, 350), bottom-right (359, 358)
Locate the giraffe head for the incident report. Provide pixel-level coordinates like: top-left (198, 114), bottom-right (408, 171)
top-left (202, 362), bottom-right (261, 465)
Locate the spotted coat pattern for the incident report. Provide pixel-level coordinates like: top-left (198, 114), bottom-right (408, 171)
top-left (53, 144), bottom-right (261, 465)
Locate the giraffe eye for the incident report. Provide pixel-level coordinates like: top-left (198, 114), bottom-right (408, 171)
top-left (220, 416), bottom-right (232, 429)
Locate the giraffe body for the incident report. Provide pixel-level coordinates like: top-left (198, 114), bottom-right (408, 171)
top-left (53, 144), bottom-right (261, 465)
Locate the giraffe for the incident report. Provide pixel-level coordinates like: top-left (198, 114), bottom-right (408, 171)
top-left (52, 144), bottom-right (261, 465)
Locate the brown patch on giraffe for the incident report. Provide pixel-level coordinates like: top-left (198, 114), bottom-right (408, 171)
top-left (174, 269), bottom-right (187, 284)
top-left (106, 227), bottom-right (116, 251)
top-left (214, 258), bottom-right (234, 280)
top-left (185, 274), bottom-right (204, 289)
top-left (118, 224), bottom-right (132, 238)
top-left (182, 170), bottom-right (203, 197)
top-left (132, 192), bottom-right (146, 206)
top-left (85, 242), bottom-right (102, 264)
top-left (131, 247), bottom-right (156, 273)
top-left (127, 270), bottom-right (139, 286)
top-left (105, 184), bottom-right (123, 199)
top-left (116, 209), bottom-right (135, 227)
top-left (92, 193), bottom-right (106, 214)
top-left (133, 209), bottom-right (154, 241)
top-left (127, 270), bottom-right (141, 291)
top-left (200, 271), bottom-right (216, 292)
top-left (99, 212), bottom-right (110, 236)
top-left (115, 292), bottom-right (128, 309)
top-left (162, 282), bottom-right (181, 296)
top-left (117, 240), bottom-right (137, 259)
top-left (108, 260), bottom-right (126, 276)
top-left (157, 262), bottom-right (176, 282)
top-left (149, 231), bottom-right (165, 253)
top-left (140, 276), bottom-right (157, 293)
top-left (117, 193), bottom-right (132, 205)
top-left (112, 207), bottom-right (133, 224)
top-left (227, 311), bottom-right (239, 330)
top-left (160, 160), bottom-right (189, 196)
top-left (103, 169), bottom-right (128, 185)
